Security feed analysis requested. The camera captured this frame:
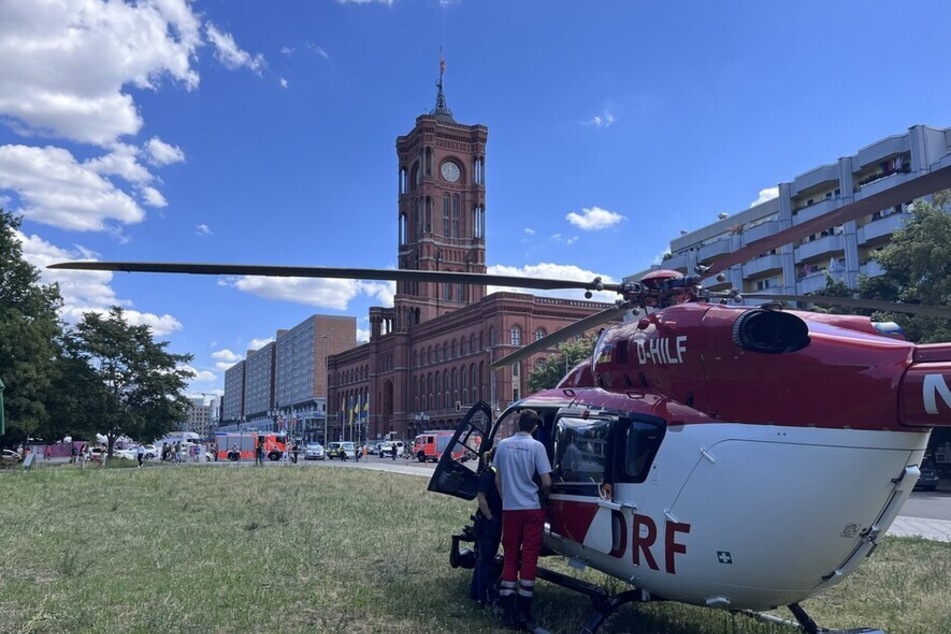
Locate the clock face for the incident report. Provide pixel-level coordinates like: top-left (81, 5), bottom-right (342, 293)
top-left (441, 161), bottom-right (460, 183)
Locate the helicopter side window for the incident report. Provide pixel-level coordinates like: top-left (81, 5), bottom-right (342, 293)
top-left (619, 417), bottom-right (666, 483)
top-left (552, 417), bottom-right (612, 495)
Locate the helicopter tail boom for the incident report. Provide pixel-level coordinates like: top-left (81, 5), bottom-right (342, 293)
top-left (899, 342), bottom-right (951, 427)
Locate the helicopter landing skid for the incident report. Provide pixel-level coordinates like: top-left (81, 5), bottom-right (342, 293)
top-left (737, 602), bottom-right (885, 634)
top-left (531, 563), bottom-right (652, 634)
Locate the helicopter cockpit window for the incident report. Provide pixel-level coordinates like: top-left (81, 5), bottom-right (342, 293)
top-left (553, 417), bottom-right (612, 492)
top-left (621, 418), bottom-right (666, 483)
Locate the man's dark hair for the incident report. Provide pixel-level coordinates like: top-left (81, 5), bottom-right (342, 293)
top-left (517, 409), bottom-right (539, 432)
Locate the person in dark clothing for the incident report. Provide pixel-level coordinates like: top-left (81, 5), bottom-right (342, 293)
top-left (470, 448), bottom-right (503, 607)
top-left (390, 444), bottom-right (397, 460)
top-left (255, 438), bottom-right (265, 465)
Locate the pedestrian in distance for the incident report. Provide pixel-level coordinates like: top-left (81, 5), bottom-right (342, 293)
top-left (494, 409), bottom-right (552, 631)
top-left (471, 447), bottom-right (503, 608)
top-left (390, 443), bottom-right (397, 461)
top-left (255, 438), bottom-right (265, 465)
top-left (136, 444), bottom-right (145, 468)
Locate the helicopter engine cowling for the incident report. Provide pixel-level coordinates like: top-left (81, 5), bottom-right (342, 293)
top-left (589, 302), bottom-right (951, 430)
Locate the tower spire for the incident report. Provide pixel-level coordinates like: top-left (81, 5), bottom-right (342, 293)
top-left (432, 47), bottom-right (454, 121)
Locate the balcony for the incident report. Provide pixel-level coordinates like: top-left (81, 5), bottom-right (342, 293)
top-left (795, 270), bottom-right (843, 294)
top-left (858, 212), bottom-right (909, 244)
top-left (661, 251), bottom-right (690, 272)
top-left (795, 234), bottom-right (844, 261)
top-left (791, 198), bottom-right (838, 225)
top-left (743, 220), bottom-right (780, 243)
top-left (697, 237), bottom-right (732, 263)
top-left (743, 253), bottom-right (783, 278)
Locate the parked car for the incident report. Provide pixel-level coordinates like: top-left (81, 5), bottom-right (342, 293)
top-left (304, 442), bottom-right (325, 460)
top-left (0, 449), bottom-right (22, 468)
top-left (326, 441), bottom-right (356, 460)
top-left (379, 440), bottom-right (404, 457)
top-left (914, 457), bottom-right (941, 491)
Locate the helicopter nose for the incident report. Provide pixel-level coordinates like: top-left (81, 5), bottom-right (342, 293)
top-left (899, 344), bottom-right (951, 427)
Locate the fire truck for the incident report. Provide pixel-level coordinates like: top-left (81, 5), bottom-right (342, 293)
top-left (215, 431), bottom-right (288, 461)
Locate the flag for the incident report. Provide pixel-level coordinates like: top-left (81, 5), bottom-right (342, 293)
top-left (348, 396), bottom-right (354, 425)
top-left (339, 398), bottom-right (345, 424)
top-left (362, 395), bottom-right (369, 422)
top-left (439, 49), bottom-right (445, 76)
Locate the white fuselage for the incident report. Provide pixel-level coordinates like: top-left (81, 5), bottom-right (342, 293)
top-left (546, 423), bottom-right (929, 610)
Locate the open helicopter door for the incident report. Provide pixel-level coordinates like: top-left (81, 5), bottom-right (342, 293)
top-left (427, 400), bottom-right (494, 500)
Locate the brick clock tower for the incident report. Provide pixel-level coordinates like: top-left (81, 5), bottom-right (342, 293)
top-left (394, 64), bottom-right (488, 331)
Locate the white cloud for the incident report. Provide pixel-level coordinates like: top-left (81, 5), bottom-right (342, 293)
top-left (0, 0), bottom-right (201, 146)
top-left (524, 227), bottom-right (535, 235)
top-left (356, 328), bottom-right (370, 343)
top-left (182, 366), bottom-right (216, 383)
top-left (147, 138), bottom-right (185, 166)
top-left (280, 78), bottom-right (289, 89)
top-left (750, 186), bottom-right (779, 207)
top-left (566, 206), bottom-right (625, 231)
top-left (248, 337), bottom-right (275, 352)
top-left (195, 224), bottom-right (213, 236)
top-left (585, 110), bottom-right (616, 128)
top-left (0, 145), bottom-right (147, 231)
top-left (487, 263), bottom-right (619, 303)
top-left (205, 23), bottom-right (266, 74)
top-left (223, 276), bottom-right (395, 310)
top-left (19, 230), bottom-right (183, 336)
top-left (212, 348), bottom-right (241, 370)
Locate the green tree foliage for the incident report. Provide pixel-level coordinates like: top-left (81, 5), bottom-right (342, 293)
top-left (0, 210), bottom-right (63, 441)
top-left (65, 306), bottom-right (195, 454)
top-left (855, 191), bottom-right (951, 343)
top-left (528, 335), bottom-right (598, 392)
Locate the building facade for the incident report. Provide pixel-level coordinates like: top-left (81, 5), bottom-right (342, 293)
top-left (636, 125), bottom-right (951, 298)
top-left (326, 76), bottom-right (609, 444)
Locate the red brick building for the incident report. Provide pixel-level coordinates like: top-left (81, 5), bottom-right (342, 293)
top-left (327, 77), bottom-right (609, 443)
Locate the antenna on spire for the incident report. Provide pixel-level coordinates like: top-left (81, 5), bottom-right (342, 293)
top-left (432, 46), bottom-right (453, 121)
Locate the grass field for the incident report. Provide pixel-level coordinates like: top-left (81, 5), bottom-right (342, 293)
top-left (0, 462), bottom-right (949, 634)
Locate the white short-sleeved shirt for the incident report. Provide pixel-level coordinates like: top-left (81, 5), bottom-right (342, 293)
top-left (495, 432), bottom-right (552, 511)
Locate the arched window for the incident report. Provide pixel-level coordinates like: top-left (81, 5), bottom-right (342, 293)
top-left (443, 342), bottom-right (448, 360)
top-left (510, 325), bottom-right (522, 347)
top-left (443, 193), bottom-right (451, 237)
top-left (488, 327), bottom-right (496, 347)
top-left (452, 194), bottom-right (460, 238)
top-left (535, 327), bottom-right (546, 341)
top-left (452, 339), bottom-right (459, 358)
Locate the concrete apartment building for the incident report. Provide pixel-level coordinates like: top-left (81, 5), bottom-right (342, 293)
top-left (220, 315), bottom-right (356, 439)
top-left (643, 125), bottom-right (951, 298)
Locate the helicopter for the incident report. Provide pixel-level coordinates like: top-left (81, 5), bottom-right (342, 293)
top-left (48, 165), bottom-right (951, 633)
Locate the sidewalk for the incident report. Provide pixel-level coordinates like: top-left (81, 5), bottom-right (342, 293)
top-left (886, 515), bottom-right (951, 542)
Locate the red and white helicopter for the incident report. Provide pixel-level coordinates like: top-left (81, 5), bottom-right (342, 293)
top-left (50, 169), bottom-right (951, 633)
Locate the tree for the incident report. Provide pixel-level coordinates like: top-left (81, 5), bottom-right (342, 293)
top-left (528, 335), bottom-right (598, 392)
top-left (0, 210), bottom-right (64, 442)
top-left (855, 191), bottom-right (951, 343)
top-left (66, 306), bottom-right (195, 454)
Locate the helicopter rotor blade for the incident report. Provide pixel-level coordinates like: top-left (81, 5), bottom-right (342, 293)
top-left (703, 163), bottom-right (951, 279)
top-left (743, 293), bottom-right (951, 319)
top-left (47, 261), bottom-right (624, 295)
top-left (489, 303), bottom-right (633, 370)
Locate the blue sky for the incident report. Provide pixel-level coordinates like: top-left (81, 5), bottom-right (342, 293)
top-left (3, 0), bottom-right (951, 398)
